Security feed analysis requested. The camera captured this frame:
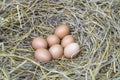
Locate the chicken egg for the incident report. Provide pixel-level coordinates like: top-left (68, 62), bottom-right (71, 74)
top-left (55, 24), bottom-right (70, 39)
top-left (34, 48), bottom-right (52, 62)
top-left (61, 35), bottom-right (75, 47)
top-left (64, 43), bottom-right (80, 58)
top-left (32, 37), bottom-right (48, 49)
top-left (47, 35), bottom-right (60, 46)
top-left (49, 44), bottom-right (63, 59)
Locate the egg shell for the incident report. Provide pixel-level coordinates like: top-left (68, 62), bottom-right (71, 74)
top-left (47, 35), bottom-right (60, 46)
top-left (49, 44), bottom-right (63, 59)
top-left (64, 43), bottom-right (80, 58)
top-left (34, 48), bottom-right (52, 62)
top-left (55, 24), bottom-right (70, 39)
top-left (61, 35), bottom-right (75, 47)
top-left (32, 37), bottom-right (48, 49)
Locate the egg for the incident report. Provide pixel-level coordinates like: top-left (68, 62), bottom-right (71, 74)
top-left (47, 35), bottom-right (60, 46)
top-left (61, 35), bottom-right (75, 47)
top-left (49, 44), bottom-right (63, 59)
top-left (34, 48), bottom-right (52, 62)
top-left (32, 37), bottom-right (48, 49)
top-left (55, 24), bottom-right (70, 39)
top-left (64, 43), bottom-right (80, 58)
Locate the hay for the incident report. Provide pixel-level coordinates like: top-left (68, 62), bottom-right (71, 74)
top-left (0, 0), bottom-right (120, 80)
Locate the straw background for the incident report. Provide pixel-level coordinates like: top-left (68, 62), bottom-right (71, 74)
top-left (0, 0), bottom-right (120, 80)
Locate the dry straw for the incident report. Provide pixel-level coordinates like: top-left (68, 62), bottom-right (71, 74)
top-left (0, 0), bottom-right (120, 80)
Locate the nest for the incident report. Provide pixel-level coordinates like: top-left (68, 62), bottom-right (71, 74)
top-left (0, 0), bottom-right (120, 80)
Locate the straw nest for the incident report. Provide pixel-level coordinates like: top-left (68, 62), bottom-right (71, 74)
top-left (0, 0), bottom-right (120, 80)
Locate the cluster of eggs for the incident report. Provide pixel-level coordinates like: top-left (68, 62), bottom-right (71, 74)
top-left (32, 24), bottom-right (80, 62)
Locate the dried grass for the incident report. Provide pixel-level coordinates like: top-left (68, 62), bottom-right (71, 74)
top-left (0, 0), bottom-right (120, 80)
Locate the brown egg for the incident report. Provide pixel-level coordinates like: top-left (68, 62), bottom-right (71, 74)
top-left (61, 35), bottom-right (75, 47)
top-left (64, 43), bottom-right (80, 58)
top-left (55, 24), bottom-right (70, 39)
top-left (34, 48), bottom-right (52, 62)
top-left (49, 44), bottom-right (63, 59)
top-left (47, 35), bottom-right (60, 46)
top-left (32, 37), bottom-right (48, 49)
